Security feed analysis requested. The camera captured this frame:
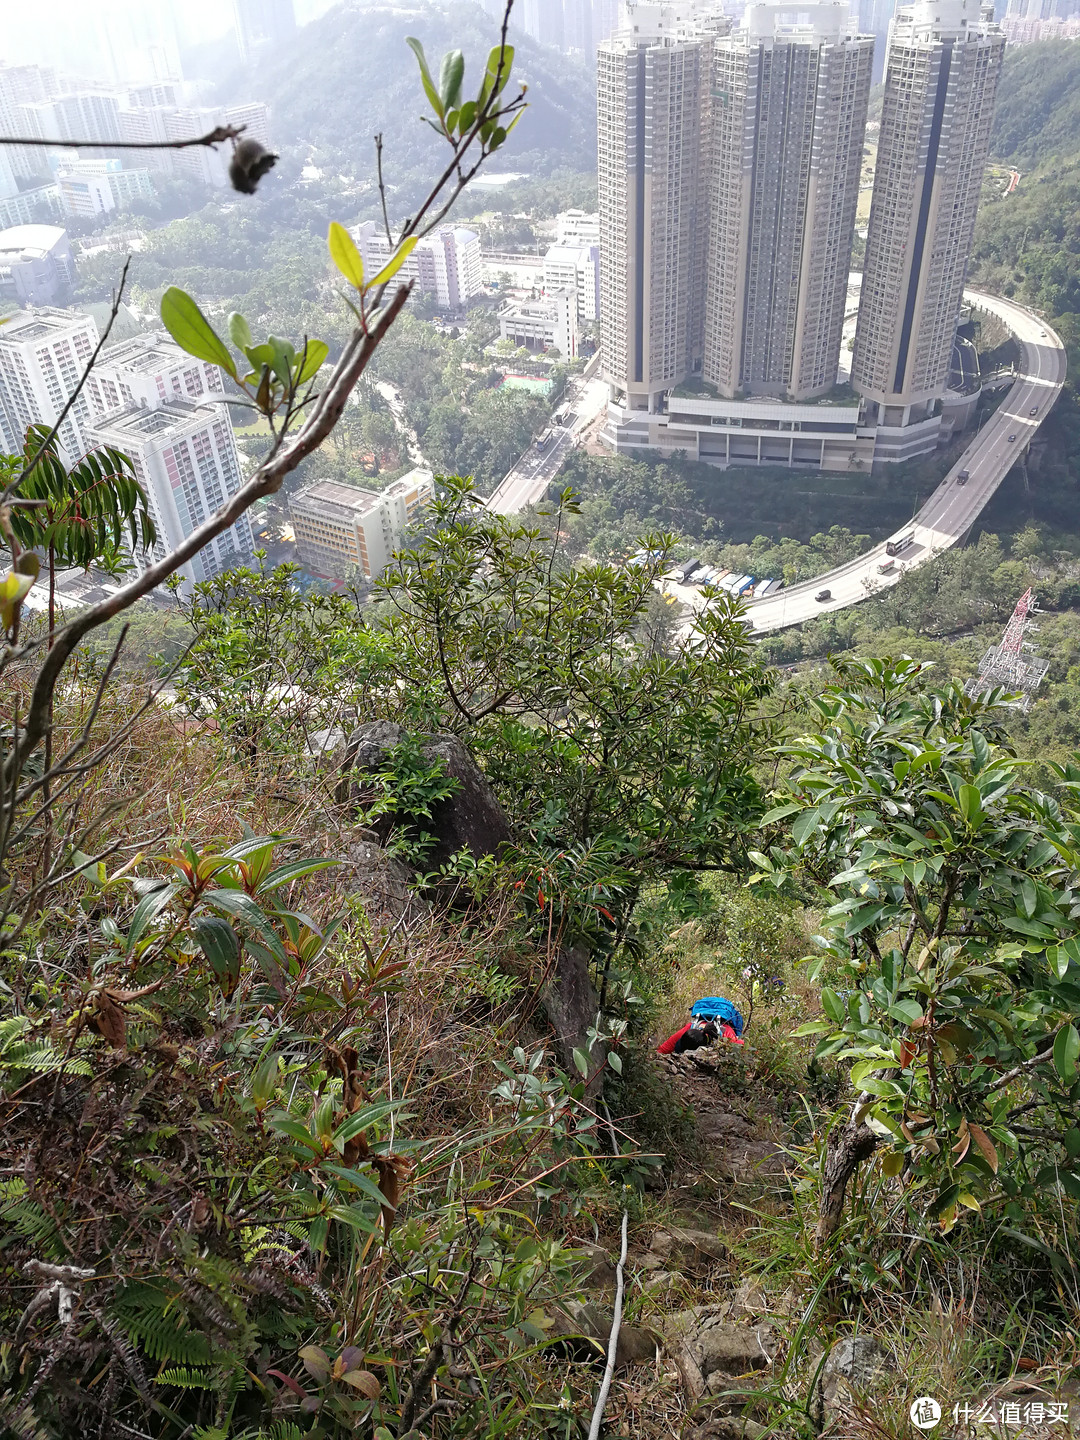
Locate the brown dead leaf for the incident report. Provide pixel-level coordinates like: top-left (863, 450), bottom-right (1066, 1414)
top-left (88, 992), bottom-right (126, 1049)
top-left (341, 1369), bottom-right (380, 1398)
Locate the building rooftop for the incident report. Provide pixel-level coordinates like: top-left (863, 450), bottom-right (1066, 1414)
top-left (0, 224), bottom-right (68, 259)
top-left (91, 398), bottom-right (210, 437)
top-left (0, 308), bottom-right (92, 343)
top-left (291, 480), bottom-right (384, 523)
top-left (99, 331), bottom-right (189, 370)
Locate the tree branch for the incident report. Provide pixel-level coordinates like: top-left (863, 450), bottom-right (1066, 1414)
top-left (0, 125), bottom-right (245, 153)
top-left (4, 282), bottom-right (413, 789)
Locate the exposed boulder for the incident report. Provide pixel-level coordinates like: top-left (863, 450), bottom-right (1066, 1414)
top-left (548, 1301), bottom-right (659, 1369)
top-left (810, 1335), bottom-right (893, 1432)
top-left (685, 1419), bottom-right (769, 1440)
top-left (337, 721), bottom-right (513, 869)
top-left (663, 1307), bottom-right (774, 1401)
top-left (649, 1226), bottom-right (728, 1273)
top-left (341, 837), bottom-right (427, 926)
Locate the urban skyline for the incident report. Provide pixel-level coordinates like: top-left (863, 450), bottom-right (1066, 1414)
top-left (598, 0), bottom-right (1006, 468)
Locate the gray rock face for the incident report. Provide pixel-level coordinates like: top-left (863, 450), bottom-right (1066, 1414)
top-left (548, 1301), bottom-right (658, 1369)
top-left (341, 838), bottom-right (426, 926)
top-left (649, 1226), bottom-right (728, 1272)
top-left (663, 1308), bottom-right (774, 1400)
top-left (339, 724), bottom-right (603, 1071)
top-left (686, 1420), bottom-right (769, 1440)
top-left (811, 1336), bottom-right (892, 1431)
top-left (337, 722), bottom-right (513, 869)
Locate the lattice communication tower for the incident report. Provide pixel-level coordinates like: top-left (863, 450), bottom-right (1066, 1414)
top-left (964, 587), bottom-right (1049, 712)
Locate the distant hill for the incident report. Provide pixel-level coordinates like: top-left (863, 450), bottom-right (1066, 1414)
top-left (990, 40), bottom-right (1080, 167)
top-left (240, 0), bottom-right (596, 199)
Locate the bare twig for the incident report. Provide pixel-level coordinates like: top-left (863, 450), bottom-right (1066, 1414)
top-left (985, 1020), bottom-right (1072, 1095)
top-left (0, 125), bottom-right (245, 153)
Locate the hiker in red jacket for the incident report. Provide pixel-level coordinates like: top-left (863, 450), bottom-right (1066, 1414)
top-left (658, 997), bottom-right (746, 1055)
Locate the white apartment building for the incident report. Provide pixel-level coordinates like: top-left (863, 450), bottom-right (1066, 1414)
top-left (86, 331), bottom-right (226, 419)
top-left (704, 4), bottom-right (873, 402)
top-left (556, 209), bottom-right (601, 246)
top-left (544, 241), bottom-right (600, 321)
top-left (87, 401), bottom-right (254, 593)
top-left (83, 330), bottom-right (246, 592)
top-left (351, 223), bottom-right (482, 311)
top-left (597, 3), bottom-right (727, 416)
top-left (0, 307), bottom-right (98, 462)
top-left (852, 0), bottom-right (1005, 460)
top-left (499, 289), bottom-right (579, 358)
top-left (55, 160), bottom-right (154, 218)
top-left (289, 470), bottom-right (434, 581)
top-left (18, 93), bottom-right (122, 157)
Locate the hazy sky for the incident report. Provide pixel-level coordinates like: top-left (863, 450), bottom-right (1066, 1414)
top-left (2, 0), bottom-right (341, 81)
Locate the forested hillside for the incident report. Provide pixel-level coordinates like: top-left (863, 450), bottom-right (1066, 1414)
top-left (245, 1), bottom-right (596, 193)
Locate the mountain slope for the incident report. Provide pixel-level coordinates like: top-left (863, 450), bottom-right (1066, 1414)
top-left (990, 40), bottom-right (1080, 167)
top-left (242, 0), bottom-right (596, 191)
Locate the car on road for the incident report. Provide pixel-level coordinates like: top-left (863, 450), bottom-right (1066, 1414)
top-left (1040, 330), bottom-right (1048, 337)
top-left (815, 588), bottom-right (832, 602)
top-left (1029, 406), bottom-right (1039, 416)
top-left (957, 469), bottom-right (969, 486)
top-left (1008, 433), bottom-right (1017, 442)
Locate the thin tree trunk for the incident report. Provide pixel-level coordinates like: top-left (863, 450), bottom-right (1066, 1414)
top-left (815, 1110), bottom-right (878, 1250)
top-left (41, 543), bottom-right (56, 883)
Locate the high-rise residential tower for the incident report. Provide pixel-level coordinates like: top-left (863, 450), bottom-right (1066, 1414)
top-left (597, 2), bottom-right (726, 416)
top-left (705, 3), bottom-right (873, 401)
top-left (851, 0), bottom-right (1004, 460)
top-left (0, 308), bottom-right (99, 462)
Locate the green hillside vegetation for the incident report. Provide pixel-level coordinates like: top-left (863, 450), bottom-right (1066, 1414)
top-left (247, 1), bottom-right (597, 197)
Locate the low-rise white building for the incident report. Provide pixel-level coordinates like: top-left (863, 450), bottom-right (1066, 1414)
top-left (0, 225), bottom-right (74, 306)
top-left (543, 241), bottom-right (599, 321)
top-left (499, 289), bottom-right (578, 359)
top-left (602, 389), bottom-right (874, 471)
top-left (555, 209), bottom-right (600, 247)
top-left (351, 222), bottom-right (482, 310)
top-left (290, 469), bottom-right (435, 580)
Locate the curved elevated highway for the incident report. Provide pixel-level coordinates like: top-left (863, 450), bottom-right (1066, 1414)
top-left (742, 291), bottom-right (1067, 634)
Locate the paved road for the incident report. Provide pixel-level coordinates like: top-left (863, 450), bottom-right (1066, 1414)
top-left (737, 290), bottom-right (1067, 634)
top-left (486, 359), bottom-right (607, 515)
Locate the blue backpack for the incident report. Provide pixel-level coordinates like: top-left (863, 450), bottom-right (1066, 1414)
top-left (690, 997), bottom-right (744, 1037)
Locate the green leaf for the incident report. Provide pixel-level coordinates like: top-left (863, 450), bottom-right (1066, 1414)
top-left (294, 339), bottom-right (329, 386)
top-left (0, 570), bottom-right (35, 631)
top-left (125, 884), bottom-right (179, 956)
top-left (608, 1049), bottom-right (622, 1075)
top-left (368, 236), bottom-right (419, 289)
top-left (160, 288), bottom-right (237, 379)
top-left (1053, 1023), bottom-right (1080, 1081)
top-left (322, 1162), bottom-right (394, 1209)
top-left (270, 1116), bottom-right (325, 1156)
top-left (191, 916), bottom-right (241, 995)
top-left (759, 802), bottom-right (801, 825)
top-left (438, 49), bottom-right (465, 112)
top-left (259, 858), bottom-right (340, 892)
top-left (479, 42), bottom-right (514, 106)
top-left (1019, 878), bottom-right (1038, 918)
top-left (791, 806), bottom-right (821, 848)
top-left (821, 987), bottom-right (845, 1025)
top-left (888, 999), bottom-right (923, 1025)
top-left (957, 784), bottom-right (983, 825)
top-left (228, 312), bottom-right (252, 350)
top-left (328, 221), bottom-right (365, 289)
top-left (572, 1047), bottom-right (590, 1078)
top-left (406, 36), bottom-right (444, 117)
top-left (793, 1020), bottom-right (834, 1036)
top-left (202, 888), bottom-right (287, 961)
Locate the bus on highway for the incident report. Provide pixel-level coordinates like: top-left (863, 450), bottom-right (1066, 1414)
top-left (886, 532), bottom-right (915, 558)
top-left (535, 429), bottom-right (555, 453)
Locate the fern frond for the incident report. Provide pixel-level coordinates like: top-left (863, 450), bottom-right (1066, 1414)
top-left (155, 1365), bottom-right (215, 1389)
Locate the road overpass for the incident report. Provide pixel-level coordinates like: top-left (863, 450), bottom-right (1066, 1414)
top-left (731, 290), bottom-right (1067, 634)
